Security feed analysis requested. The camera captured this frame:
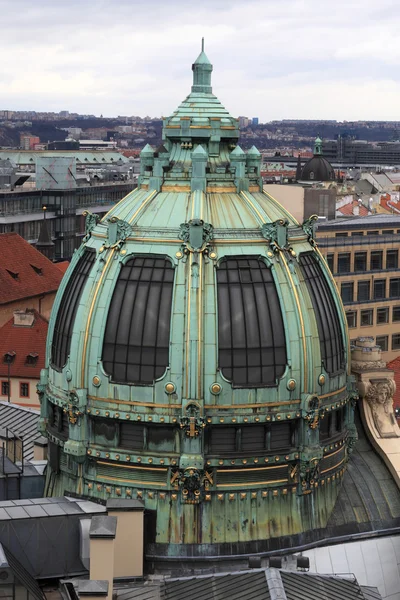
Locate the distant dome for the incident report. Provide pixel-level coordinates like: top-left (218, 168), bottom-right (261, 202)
top-left (301, 137), bottom-right (335, 182)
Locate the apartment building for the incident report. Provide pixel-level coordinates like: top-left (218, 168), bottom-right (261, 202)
top-left (316, 213), bottom-right (400, 361)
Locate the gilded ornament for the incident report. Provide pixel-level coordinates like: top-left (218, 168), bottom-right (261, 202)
top-left (210, 383), bottom-right (221, 395)
top-left (92, 376), bottom-right (101, 386)
top-left (287, 379), bottom-right (296, 391)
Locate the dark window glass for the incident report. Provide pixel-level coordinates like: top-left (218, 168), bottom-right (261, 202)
top-left (300, 253), bottom-right (345, 375)
top-left (361, 309), bottom-right (373, 326)
top-left (351, 231), bottom-right (364, 237)
top-left (393, 306), bottom-right (400, 322)
top-left (354, 252), bottom-right (367, 272)
top-left (326, 254), bottom-right (334, 272)
top-left (48, 403), bottom-right (69, 440)
top-left (383, 230), bottom-right (394, 235)
top-left (102, 256), bottom-right (174, 384)
top-left (51, 249), bottom-right (95, 369)
top-left (335, 408), bottom-right (344, 432)
top-left (341, 282), bottom-right (354, 304)
top-left (393, 334), bottom-right (400, 350)
top-left (368, 230), bottom-right (379, 236)
top-left (93, 419), bottom-right (117, 442)
top-left (390, 278), bottom-right (400, 298)
top-left (376, 335), bottom-right (388, 352)
top-left (346, 311), bottom-right (357, 328)
top-left (387, 250), bottom-right (398, 269)
top-left (377, 307), bottom-right (389, 324)
top-left (358, 280), bottom-right (370, 302)
top-left (216, 257), bottom-right (286, 387)
top-left (374, 279), bottom-right (386, 299)
top-left (241, 425), bottom-right (266, 452)
top-left (269, 422), bottom-right (294, 450)
top-left (319, 414), bottom-right (332, 440)
top-left (147, 425), bottom-right (176, 452)
top-left (20, 383), bottom-right (29, 397)
top-left (370, 251), bottom-right (383, 270)
top-left (335, 232), bottom-right (348, 237)
top-left (120, 422), bottom-right (145, 449)
top-left (1, 382), bottom-right (9, 396)
top-left (337, 253), bottom-right (351, 273)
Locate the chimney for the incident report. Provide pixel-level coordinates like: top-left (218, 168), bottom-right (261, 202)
top-left (89, 516), bottom-right (117, 600)
top-left (76, 580), bottom-right (109, 600)
top-left (353, 204), bottom-right (360, 216)
top-left (13, 310), bottom-right (35, 327)
top-left (106, 499), bottom-right (144, 579)
top-left (33, 436), bottom-right (48, 460)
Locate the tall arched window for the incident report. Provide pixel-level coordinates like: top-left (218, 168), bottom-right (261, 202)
top-left (102, 256), bottom-right (174, 384)
top-left (216, 257), bottom-right (287, 387)
top-left (51, 248), bottom-right (95, 370)
top-left (300, 252), bottom-right (345, 375)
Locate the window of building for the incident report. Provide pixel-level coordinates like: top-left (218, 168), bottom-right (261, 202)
top-left (341, 282), bottom-right (354, 304)
top-left (393, 334), bottom-right (400, 351)
top-left (374, 279), bottom-right (386, 300)
top-left (51, 248), bottom-right (96, 370)
top-left (338, 253), bottom-right (351, 273)
top-left (358, 280), bottom-right (370, 302)
top-left (205, 422), bottom-right (296, 455)
top-left (102, 256), bottom-right (175, 385)
top-left (376, 335), bottom-right (388, 352)
top-left (377, 307), bottom-right (389, 324)
top-left (367, 230), bottom-right (379, 236)
top-left (390, 278), bottom-right (400, 298)
top-left (216, 257), bottom-right (287, 387)
top-left (387, 250), bottom-right (398, 270)
top-left (326, 254), bottom-right (334, 272)
top-left (20, 382), bottom-right (29, 397)
top-left (383, 230), bottom-right (394, 235)
top-left (346, 311), bottom-right (357, 328)
top-left (25, 352), bottom-right (38, 366)
top-left (351, 231), bottom-right (364, 237)
top-left (1, 381), bottom-right (9, 396)
top-left (335, 232), bottom-right (348, 237)
top-left (300, 253), bottom-right (345, 375)
top-left (319, 195), bottom-right (330, 217)
top-left (370, 251), bottom-right (383, 270)
top-left (354, 252), bottom-right (367, 272)
top-left (48, 403), bottom-right (69, 440)
top-left (393, 306), bottom-right (400, 322)
top-left (361, 309), bottom-right (373, 326)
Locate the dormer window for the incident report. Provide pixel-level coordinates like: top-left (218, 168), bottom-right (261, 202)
top-left (31, 264), bottom-right (43, 276)
top-left (26, 352), bottom-right (38, 365)
top-left (6, 269), bottom-right (19, 280)
top-left (3, 351), bottom-right (16, 364)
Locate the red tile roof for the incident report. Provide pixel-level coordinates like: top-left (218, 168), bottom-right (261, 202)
top-left (0, 310), bottom-right (48, 378)
top-left (337, 200), bottom-right (369, 217)
top-left (380, 193), bottom-right (400, 214)
top-left (56, 261), bottom-right (70, 274)
top-left (0, 233), bottom-right (63, 305)
top-left (386, 357), bottom-right (400, 414)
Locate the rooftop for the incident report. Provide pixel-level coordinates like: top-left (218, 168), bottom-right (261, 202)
top-left (0, 233), bottom-right (63, 304)
top-left (0, 310), bottom-right (48, 379)
top-left (317, 213), bottom-right (400, 230)
top-left (0, 401), bottom-right (40, 461)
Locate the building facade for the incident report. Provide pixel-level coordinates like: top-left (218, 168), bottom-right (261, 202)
top-left (317, 214), bottom-right (400, 360)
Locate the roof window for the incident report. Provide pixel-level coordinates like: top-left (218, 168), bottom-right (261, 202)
top-left (6, 269), bottom-right (19, 280)
top-left (3, 351), bottom-right (16, 364)
top-left (26, 352), bottom-right (38, 365)
top-left (31, 264), bottom-right (43, 276)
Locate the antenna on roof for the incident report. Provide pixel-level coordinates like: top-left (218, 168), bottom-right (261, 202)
top-left (202, 37), bottom-right (204, 52)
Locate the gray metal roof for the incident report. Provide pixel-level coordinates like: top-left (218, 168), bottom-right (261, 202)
top-left (161, 570), bottom-right (271, 600)
top-left (0, 401), bottom-right (40, 461)
top-left (280, 571), bottom-right (368, 600)
top-left (0, 496), bottom-right (106, 520)
top-left (318, 213), bottom-right (400, 229)
top-left (2, 543), bottom-right (45, 600)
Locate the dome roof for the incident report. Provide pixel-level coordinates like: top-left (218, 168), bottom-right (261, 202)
top-left (39, 43), bottom-right (354, 560)
top-left (301, 137), bottom-right (335, 182)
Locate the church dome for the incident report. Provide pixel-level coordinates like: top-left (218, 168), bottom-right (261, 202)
top-left (301, 137), bottom-right (335, 182)
top-left (39, 43), bottom-right (355, 560)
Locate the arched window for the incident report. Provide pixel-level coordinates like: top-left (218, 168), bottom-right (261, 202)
top-left (216, 257), bottom-right (287, 387)
top-left (102, 256), bottom-right (174, 384)
top-left (300, 252), bottom-right (345, 375)
top-left (51, 248), bottom-right (95, 370)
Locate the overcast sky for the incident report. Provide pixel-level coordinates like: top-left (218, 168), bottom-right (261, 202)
top-left (1, 0), bottom-right (399, 122)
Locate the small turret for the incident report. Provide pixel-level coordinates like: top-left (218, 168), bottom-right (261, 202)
top-left (191, 38), bottom-right (213, 94)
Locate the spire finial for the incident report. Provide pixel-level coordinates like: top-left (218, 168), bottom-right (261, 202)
top-left (202, 37), bottom-right (204, 52)
top-left (192, 40), bottom-right (213, 94)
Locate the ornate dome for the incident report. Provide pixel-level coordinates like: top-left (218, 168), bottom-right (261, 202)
top-left (301, 137), bottom-right (336, 182)
top-left (39, 43), bottom-right (355, 560)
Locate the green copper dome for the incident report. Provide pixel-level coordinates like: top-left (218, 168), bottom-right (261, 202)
top-left (39, 44), bottom-right (356, 560)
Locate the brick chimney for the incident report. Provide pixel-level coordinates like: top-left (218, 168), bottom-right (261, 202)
top-left (13, 310), bottom-right (35, 327)
top-left (89, 516), bottom-right (117, 600)
top-left (106, 499), bottom-right (144, 579)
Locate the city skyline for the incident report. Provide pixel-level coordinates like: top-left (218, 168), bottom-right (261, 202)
top-left (2, 0), bottom-right (400, 121)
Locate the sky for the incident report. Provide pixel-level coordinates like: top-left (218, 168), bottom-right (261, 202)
top-left (1, 0), bottom-right (400, 122)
